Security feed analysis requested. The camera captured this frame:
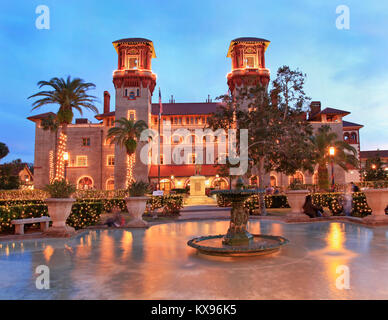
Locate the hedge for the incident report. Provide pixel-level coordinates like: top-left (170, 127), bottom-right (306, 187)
top-left (217, 194), bottom-right (290, 210)
top-left (0, 200), bottom-right (104, 233)
top-left (0, 195), bottom-right (184, 233)
top-left (217, 192), bottom-right (376, 217)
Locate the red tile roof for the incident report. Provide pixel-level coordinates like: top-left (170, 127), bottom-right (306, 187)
top-left (27, 112), bottom-right (56, 122)
top-left (149, 164), bottom-right (220, 178)
top-left (343, 120), bottom-right (363, 128)
top-left (320, 107), bottom-right (350, 115)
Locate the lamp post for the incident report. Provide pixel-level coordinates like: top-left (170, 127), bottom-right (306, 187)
top-left (329, 147), bottom-right (335, 191)
top-left (63, 152), bottom-right (69, 180)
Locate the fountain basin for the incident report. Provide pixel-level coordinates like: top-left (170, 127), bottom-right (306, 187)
top-left (188, 234), bottom-right (289, 257)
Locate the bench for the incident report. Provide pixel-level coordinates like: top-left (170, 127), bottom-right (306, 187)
top-left (11, 217), bottom-right (51, 235)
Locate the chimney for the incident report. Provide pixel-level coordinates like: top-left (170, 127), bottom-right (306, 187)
top-left (310, 101), bottom-right (321, 116)
top-left (103, 91), bottom-right (110, 113)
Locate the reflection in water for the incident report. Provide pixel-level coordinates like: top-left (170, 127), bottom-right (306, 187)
top-left (43, 245), bottom-right (54, 262)
top-left (2, 220), bottom-right (388, 299)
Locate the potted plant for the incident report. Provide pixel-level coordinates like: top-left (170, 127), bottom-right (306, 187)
top-left (362, 181), bottom-right (388, 224)
top-left (125, 181), bottom-right (151, 227)
top-left (285, 181), bottom-right (310, 221)
top-left (44, 179), bottom-right (76, 236)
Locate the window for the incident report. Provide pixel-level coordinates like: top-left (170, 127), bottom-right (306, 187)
top-left (289, 172), bottom-right (304, 184)
top-left (129, 91), bottom-right (135, 99)
top-left (245, 54), bottom-right (257, 68)
top-left (106, 179), bottom-right (114, 191)
top-left (127, 56), bottom-right (138, 69)
top-left (160, 154), bottom-right (164, 165)
top-left (82, 138), bottom-right (90, 146)
top-left (124, 89), bottom-right (128, 97)
top-left (128, 110), bottom-right (136, 121)
top-left (76, 156), bottom-right (88, 167)
top-left (136, 88), bottom-right (140, 97)
top-left (190, 117), bottom-right (194, 124)
top-left (107, 155), bottom-right (115, 166)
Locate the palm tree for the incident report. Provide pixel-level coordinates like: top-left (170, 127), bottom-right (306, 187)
top-left (28, 76), bottom-right (98, 180)
top-left (310, 125), bottom-right (358, 190)
top-left (0, 142), bottom-right (9, 160)
top-left (107, 117), bottom-right (148, 186)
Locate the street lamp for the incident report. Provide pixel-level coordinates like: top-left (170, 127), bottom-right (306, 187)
top-left (63, 152), bottom-right (69, 180)
top-left (329, 147), bottom-right (335, 191)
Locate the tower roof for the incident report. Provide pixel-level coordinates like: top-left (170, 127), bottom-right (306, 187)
top-left (112, 38), bottom-right (156, 57)
top-left (227, 37), bottom-right (270, 57)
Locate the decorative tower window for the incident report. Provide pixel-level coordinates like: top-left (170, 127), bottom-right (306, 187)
top-left (129, 91), bottom-right (135, 99)
top-left (245, 54), bottom-right (257, 68)
top-left (128, 110), bottom-right (136, 121)
top-left (127, 56), bottom-right (138, 69)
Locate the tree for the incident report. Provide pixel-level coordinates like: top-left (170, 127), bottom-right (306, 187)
top-left (310, 125), bottom-right (358, 190)
top-left (271, 66), bottom-right (310, 120)
top-left (0, 159), bottom-right (23, 190)
top-left (107, 117), bottom-right (148, 186)
top-left (0, 142), bottom-right (9, 160)
top-left (208, 66), bottom-right (315, 215)
top-left (28, 76), bottom-right (98, 180)
top-left (362, 155), bottom-right (387, 181)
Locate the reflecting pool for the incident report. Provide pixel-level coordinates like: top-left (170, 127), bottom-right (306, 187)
top-left (1, 220), bottom-right (388, 299)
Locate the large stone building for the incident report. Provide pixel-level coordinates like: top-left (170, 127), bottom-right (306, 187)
top-left (28, 37), bottom-right (363, 191)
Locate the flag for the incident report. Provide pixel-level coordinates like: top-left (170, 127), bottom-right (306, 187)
top-left (158, 87), bottom-right (163, 117)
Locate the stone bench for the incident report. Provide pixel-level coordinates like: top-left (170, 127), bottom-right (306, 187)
top-left (11, 217), bottom-right (51, 235)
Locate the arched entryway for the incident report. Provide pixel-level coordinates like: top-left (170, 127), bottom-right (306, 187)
top-left (77, 176), bottom-right (94, 190)
top-left (212, 177), bottom-right (229, 190)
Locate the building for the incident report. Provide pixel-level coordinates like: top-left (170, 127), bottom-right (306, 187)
top-left (28, 37), bottom-right (363, 191)
top-left (360, 150), bottom-right (388, 171)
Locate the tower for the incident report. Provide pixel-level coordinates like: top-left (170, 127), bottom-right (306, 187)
top-left (226, 37), bottom-right (270, 98)
top-left (112, 38), bottom-right (157, 189)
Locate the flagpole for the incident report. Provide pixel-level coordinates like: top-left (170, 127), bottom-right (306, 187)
top-left (158, 113), bottom-right (161, 189)
top-left (158, 88), bottom-right (162, 190)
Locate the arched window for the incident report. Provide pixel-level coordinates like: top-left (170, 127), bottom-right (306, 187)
top-left (77, 176), bottom-right (94, 190)
top-left (312, 172), bottom-right (318, 185)
top-left (351, 132), bottom-right (357, 143)
top-left (212, 177), bottom-right (229, 190)
top-left (289, 171), bottom-right (304, 184)
top-left (270, 175), bottom-right (277, 187)
top-left (160, 179), bottom-right (173, 193)
top-left (106, 179), bottom-right (114, 191)
top-left (343, 133), bottom-right (350, 141)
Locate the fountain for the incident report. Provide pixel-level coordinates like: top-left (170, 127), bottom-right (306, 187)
top-left (187, 178), bottom-right (289, 257)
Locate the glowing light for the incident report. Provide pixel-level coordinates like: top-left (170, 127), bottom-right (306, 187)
top-left (171, 176), bottom-right (174, 180)
top-left (63, 152), bottom-right (69, 161)
top-left (205, 180), bottom-right (210, 186)
top-left (126, 153), bottom-right (136, 187)
top-left (329, 147), bottom-right (335, 156)
top-left (43, 245), bottom-right (54, 262)
top-left (371, 164), bottom-right (376, 169)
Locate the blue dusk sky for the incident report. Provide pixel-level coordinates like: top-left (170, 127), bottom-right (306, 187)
top-left (0, 0), bottom-right (387, 163)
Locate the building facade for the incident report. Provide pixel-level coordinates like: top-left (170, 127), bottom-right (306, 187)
top-left (28, 37), bottom-right (364, 191)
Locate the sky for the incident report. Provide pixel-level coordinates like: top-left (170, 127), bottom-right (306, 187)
top-left (0, 0), bottom-right (387, 163)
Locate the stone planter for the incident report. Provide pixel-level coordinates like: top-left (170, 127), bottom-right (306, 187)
top-left (44, 198), bottom-right (76, 237)
top-left (363, 188), bottom-right (388, 224)
top-left (125, 196), bottom-right (149, 228)
top-left (285, 190), bottom-right (310, 222)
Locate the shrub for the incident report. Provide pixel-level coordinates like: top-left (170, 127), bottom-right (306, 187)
top-left (0, 200), bottom-right (104, 233)
top-left (128, 181), bottom-right (151, 197)
top-left (144, 195), bottom-right (184, 216)
top-left (44, 179), bottom-right (76, 198)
